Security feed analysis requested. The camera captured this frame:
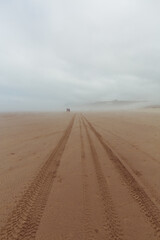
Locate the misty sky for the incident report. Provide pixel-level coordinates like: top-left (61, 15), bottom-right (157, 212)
top-left (0, 0), bottom-right (160, 111)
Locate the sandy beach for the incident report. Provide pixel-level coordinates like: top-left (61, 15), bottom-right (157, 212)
top-left (0, 110), bottom-right (160, 239)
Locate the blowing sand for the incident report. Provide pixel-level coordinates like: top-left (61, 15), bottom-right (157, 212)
top-left (0, 110), bottom-right (160, 239)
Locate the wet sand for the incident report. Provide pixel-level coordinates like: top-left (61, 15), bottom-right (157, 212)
top-left (0, 110), bottom-right (160, 239)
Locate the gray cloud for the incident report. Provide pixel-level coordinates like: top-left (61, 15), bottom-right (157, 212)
top-left (0, 0), bottom-right (160, 111)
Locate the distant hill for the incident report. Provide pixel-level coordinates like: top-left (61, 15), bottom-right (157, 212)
top-left (89, 100), bottom-right (143, 106)
top-left (146, 104), bottom-right (160, 109)
top-left (72, 100), bottom-right (148, 111)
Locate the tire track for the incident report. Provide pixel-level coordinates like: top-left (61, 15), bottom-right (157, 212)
top-left (91, 122), bottom-right (160, 207)
top-left (83, 115), bottom-right (160, 238)
top-left (93, 122), bottom-right (160, 165)
top-left (79, 119), bottom-right (95, 240)
top-left (0, 116), bottom-right (75, 240)
top-left (82, 118), bottom-right (124, 240)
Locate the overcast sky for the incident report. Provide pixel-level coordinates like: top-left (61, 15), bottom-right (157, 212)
top-left (0, 0), bottom-right (160, 111)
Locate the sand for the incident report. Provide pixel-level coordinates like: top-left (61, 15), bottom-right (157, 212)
top-left (0, 110), bottom-right (160, 239)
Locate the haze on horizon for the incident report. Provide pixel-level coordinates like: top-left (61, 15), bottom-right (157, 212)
top-left (0, 0), bottom-right (160, 111)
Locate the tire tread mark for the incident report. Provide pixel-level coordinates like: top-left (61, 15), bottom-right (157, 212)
top-left (82, 118), bottom-right (123, 240)
top-left (79, 119), bottom-right (95, 240)
top-left (83, 115), bottom-right (160, 238)
top-left (0, 116), bottom-right (75, 240)
top-left (93, 122), bottom-right (160, 165)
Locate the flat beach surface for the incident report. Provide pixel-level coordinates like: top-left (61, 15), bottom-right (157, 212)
top-left (0, 110), bottom-right (160, 239)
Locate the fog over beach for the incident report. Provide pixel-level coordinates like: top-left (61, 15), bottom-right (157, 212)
top-left (0, 0), bottom-right (160, 111)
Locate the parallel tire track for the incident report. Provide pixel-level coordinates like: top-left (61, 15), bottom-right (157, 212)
top-left (79, 119), bottom-right (95, 240)
top-left (93, 122), bottom-right (160, 165)
top-left (82, 118), bottom-right (124, 240)
top-left (0, 116), bottom-right (75, 240)
top-left (83, 115), bottom-right (160, 238)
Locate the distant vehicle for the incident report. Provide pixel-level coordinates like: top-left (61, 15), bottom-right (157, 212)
top-left (66, 108), bottom-right (70, 112)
